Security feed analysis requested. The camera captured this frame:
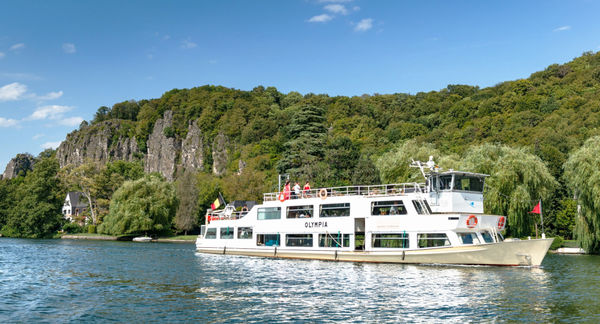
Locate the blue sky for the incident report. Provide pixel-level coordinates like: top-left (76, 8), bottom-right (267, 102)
top-left (1, 0), bottom-right (599, 170)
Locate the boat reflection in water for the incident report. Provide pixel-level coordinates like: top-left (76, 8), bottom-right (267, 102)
top-left (197, 158), bottom-right (553, 266)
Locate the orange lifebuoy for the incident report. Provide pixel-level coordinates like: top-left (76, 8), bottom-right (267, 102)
top-left (466, 215), bottom-right (478, 228)
top-left (278, 192), bottom-right (285, 202)
top-left (497, 216), bottom-right (506, 230)
top-left (318, 188), bottom-right (328, 200)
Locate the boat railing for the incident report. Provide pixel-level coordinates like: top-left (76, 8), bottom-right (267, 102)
top-left (263, 182), bottom-right (426, 202)
top-left (206, 210), bottom-right (248, 223)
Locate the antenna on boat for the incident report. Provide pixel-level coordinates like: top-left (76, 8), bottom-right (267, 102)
top-left (410, 156), bottom-right (437, 180)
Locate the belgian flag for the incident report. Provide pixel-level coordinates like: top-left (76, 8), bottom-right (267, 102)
top-left (211, 193), bottom-right (226, 210)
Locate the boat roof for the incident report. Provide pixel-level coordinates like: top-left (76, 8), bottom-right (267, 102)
top-left (435, 170), bottom-right (489, 178)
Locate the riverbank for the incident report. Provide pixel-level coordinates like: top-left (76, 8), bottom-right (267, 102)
top-left (60, 233), bottom-right (196, 243)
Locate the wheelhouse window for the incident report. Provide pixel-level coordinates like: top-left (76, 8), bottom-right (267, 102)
top-left (220, 227), bottom-right (233, 239)
top-left (319, 233), bottom-right (350, 247)
top-left (238, 227), bottom-right (253, 239)
top-left (258, 207), bottom-right (281, 220)
top-left (286, 234), bottom-right (313, 247)
top-left (372, 233), bottom-right (409, 248)
top-left (481, 231), bottom-right (495, 243)
top-left (371, 200), bottom-right (407, 216)
top-left (205, 228), bottom-right (217, 239)
top-left (412, 200), bottom-right (432, 215)
top-left (457, 232), bottom-right (480, 245)
top-left (438, 175), bottom-right (452, 190)
top-left (287, 205), bottom-right (313, 218)
top-left (453, 175), bottom-right (484, 192)
top-left (320, 203), bottom-right (350, 217)
top-left (257, 234), bottom-right (280, 246)
top-left (418, 233), bottom-right (450, 248)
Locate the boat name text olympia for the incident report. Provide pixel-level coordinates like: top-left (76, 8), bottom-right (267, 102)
top-left (196, 157), bottom-right (553, 266)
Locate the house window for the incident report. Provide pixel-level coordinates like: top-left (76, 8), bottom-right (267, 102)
top-left (318, 233), bottom-right (350, 247)
top-left (371, 201), bottom-right (407, 216)
top-left (417, 233), bottom-right (450, 248)
top-left (287, 205), bottom-right (313, 218)
top-left (257, 207), bottom-right (281, 220)
top-left (372, 233), bottom-right (409, 248)
top-left (285, 234), bottom-right (313, 247)
top-left (257, 234), bottom-right (280, 246)
top-left (319, 203), bottom-right (350, 217)
top-left (237, 227), bottom-right (253, 239)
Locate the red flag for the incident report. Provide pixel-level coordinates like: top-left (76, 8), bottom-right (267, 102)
top-left (530, 201), bottom-right (541, 214)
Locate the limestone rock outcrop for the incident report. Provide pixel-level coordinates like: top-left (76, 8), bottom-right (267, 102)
top-left (145, 111), bottom-right (180, 181)
top-left (212, 133), bottom-right (229, 176)
top-left (56, 120), bottom-right (140, 168)
top-left (180, 120), bottom-right (204, 171)
top-left (2, 153), bottom-right (35, 179)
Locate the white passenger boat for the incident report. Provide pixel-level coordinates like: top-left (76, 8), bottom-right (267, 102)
top-left (196, 159), bottom-right (553, 266)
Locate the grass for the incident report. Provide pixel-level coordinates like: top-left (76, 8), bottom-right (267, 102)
top-left (62, 233), bottom-right (115, 237)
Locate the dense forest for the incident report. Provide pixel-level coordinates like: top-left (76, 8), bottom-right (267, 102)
top-left (2, 51), bottom-right (600, 251)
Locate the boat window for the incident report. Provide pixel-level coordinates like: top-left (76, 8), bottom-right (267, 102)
top-left (453, 175), bottom-right (484, 192)
top-left (418, 233), bottom-right (450, 248)
top-left (439, 175), bottom-right (452, 190)
top-left (286, 234), bottom-right (313, 247)
top-left (412, 200), bottom-right (432, 215)
top-left (220, 227), bottom-right (233, 239)
top-left (372, 233), bottom-right (409, 248)
top-left (257, 234), bottom-right (280, 246)
top-left (237, 227), bottom-right (253, 239)
top-left (320, 203), bottom-right (350, 217)
top-left (457, 232), bottom-right (480, 245)
top-left (287, 205), bottom-right (313, 218)
top-left (319, 233), bottom-right (350, 247)
top-left (258, 207), bottom-right (281, 220)
top-left (371, 200), bottom-right (407, 216)
top-left (481, 231), bottom-right (495, 243)
top-left (205, 228), bottom-right (217, 239)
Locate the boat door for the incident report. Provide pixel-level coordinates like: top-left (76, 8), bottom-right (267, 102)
top-left (354, 218), bottom-right (365, 251)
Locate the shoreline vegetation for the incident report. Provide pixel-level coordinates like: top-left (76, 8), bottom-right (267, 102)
top-left (60, 233), bottom-right (196, 243)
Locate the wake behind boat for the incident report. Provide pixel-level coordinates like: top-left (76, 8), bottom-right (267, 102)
top-left (196, 158), bottom-right (553, 266)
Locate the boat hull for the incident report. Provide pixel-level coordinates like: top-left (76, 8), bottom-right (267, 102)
top-left (196, 238), bottom-right (553, 267)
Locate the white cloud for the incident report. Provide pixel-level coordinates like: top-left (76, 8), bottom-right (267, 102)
top-left (318, 0), bottom-right (352, 3)
top-left (29, 105), bottom-right (73, 120)
top-left (353, 6), bottom-right (360, 11)
top-left (355, 18), bottom-right (373, 31)
top-left (36, 91), bottom-right (63, 101)
top-left (58, 116), bottom-right (84, 126)
top-left (33, 133), bottom-right (45, 140)
top-left (0, 117), bottom-right (19, 127)
top-left (308, 14), bottom-right (333, 23)
top-left (0, 82), bottom-right (27, 101)
top-left (181, 39), bottom-right (197, 49)
top-left (62, 43), bottom-right (76, 54)
top-left (41, 141), bottom-right (62, 149)
top-left (9, 43), bottom-right (25, 51)
top-left (324, 4), bottom-right (348, 15)
top-left (553, 25), bottom-right (571, 32)
top-left (0, 52), bottom-right (5, 59)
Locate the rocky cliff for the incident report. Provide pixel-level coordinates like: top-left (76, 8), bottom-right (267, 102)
top-left (2, 153), bottom-right (35, 179)
top-left (56, 120), bottom-right (140, 167)
top-left (50, 110), bottom-right (229, 181)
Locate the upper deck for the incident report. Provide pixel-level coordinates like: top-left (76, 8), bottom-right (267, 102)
top-left (263, 183), bottom-right (426, 202)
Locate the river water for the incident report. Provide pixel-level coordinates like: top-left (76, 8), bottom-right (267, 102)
top-left (1, 238), bottom-right (599, 323)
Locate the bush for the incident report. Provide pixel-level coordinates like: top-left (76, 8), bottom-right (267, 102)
top-left (63, 222), bottom-right (84, 234)
top-left (87, 225), bottom-right (97, 234)
top-left (550, 236), bottom-right (564, 250)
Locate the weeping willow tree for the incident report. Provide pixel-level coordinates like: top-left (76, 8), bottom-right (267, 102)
top-left (98, 174), bottom-right (177, 235)
top-left (376, 139), bottom-right (460, 183)
top-left (461, 143), bottom-right (557, 237)
top-left (564, 136), bottom-right (600, 254)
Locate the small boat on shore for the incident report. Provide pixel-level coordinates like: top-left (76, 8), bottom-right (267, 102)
top-left (196, 159), bottom-right (553, 266)
top-left (133, 236), bottom-right (153, 242)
